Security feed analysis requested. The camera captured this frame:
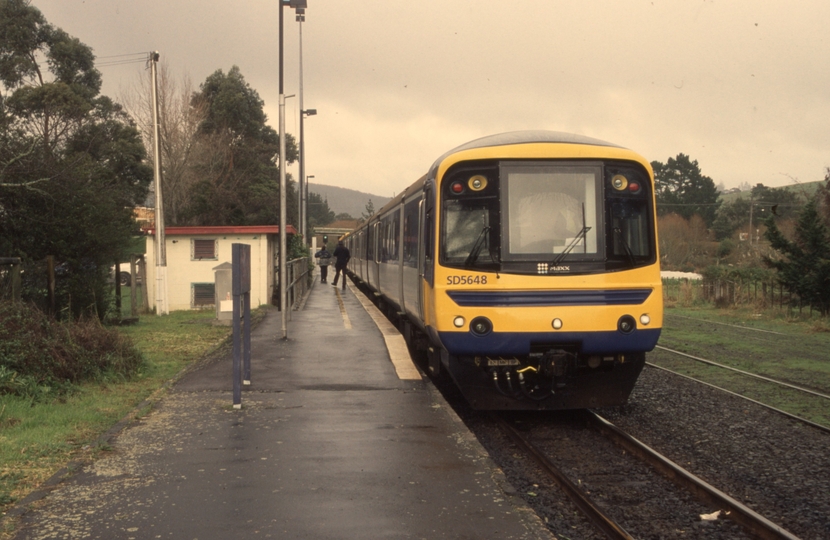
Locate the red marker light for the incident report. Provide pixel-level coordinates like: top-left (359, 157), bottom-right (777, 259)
top-left (451, 182), bottom-right (464, 194)
top-left (628, 182), bottom-right (640, 192)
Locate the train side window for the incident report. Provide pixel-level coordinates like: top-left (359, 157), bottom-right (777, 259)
top-left (403, 198), bottom-right (419, 268)
top-left (390, 209), bottom-right (400, 262)
top-left (605, 165), bottom-right (655, 267)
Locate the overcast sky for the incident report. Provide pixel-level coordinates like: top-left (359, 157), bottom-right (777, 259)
top-left (32, 0), bottom-right (830, 198)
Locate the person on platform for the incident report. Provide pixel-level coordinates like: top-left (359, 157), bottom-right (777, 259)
top-left (314, 245), bottom-right (332, 283)
top-left (331, 240), bottom-right (351, 291)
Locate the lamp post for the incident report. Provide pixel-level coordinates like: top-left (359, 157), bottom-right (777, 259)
top-left (297, 6), bottom-right (316, 242)
top-left (305, 174), bottom-right (315, 239)
top-left (299, 108), bottom-right (316, 240)
top-left (279, 0), bottom-right (307, 339)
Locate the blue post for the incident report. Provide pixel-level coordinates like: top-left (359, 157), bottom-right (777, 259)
top-left (243, 290), bottom-right (251, 385)
top-left (232, 243), bottom-right (252, 408)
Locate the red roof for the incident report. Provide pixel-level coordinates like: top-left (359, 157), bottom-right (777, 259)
top-left (146, 225), bottom-right (297, 236)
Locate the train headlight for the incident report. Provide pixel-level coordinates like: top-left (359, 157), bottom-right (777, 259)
top-left (639, 314), bottom-right (651, 326)
top-left (551, 318), bottom-right (563, 330)
top-left (453, 316), bottom-right (465, 328)
top-left (618, 315), bottom-right (636, 334)
top-left (612, 174), bottom-right (628, 191)
top-left (470, 317), bottom-right (492, 336)
top-left (468, 175), bottom-right (488, 191)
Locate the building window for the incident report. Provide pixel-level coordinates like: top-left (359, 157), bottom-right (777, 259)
top-left (192, 239), bottom-right (218, 260)
top-left (192, 283), bottom-right (215, 308)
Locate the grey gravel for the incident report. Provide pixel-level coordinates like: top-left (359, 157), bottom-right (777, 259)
top-left (441, 364), bottom-right (830, 539)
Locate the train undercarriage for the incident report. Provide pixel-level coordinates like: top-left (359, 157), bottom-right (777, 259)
top-left (431, 344), bottom-right (646, 411)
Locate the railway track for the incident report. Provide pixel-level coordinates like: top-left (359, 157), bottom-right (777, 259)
top-left (646, 361), bottom-right (830, 435)
top-left (493, 411), bottom-right (801, 540)
top-left (654, 345), bottom-right (830, 402)
top-left (655, 312), bottom-right (830, 434)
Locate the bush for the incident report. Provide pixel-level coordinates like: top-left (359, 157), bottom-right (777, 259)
top-left (0, 301), bottom-right (143, 399)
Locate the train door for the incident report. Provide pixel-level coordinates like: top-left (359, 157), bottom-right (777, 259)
top-left (419, 183), bottom-right (435, 322)
top-left (370, 220), bottom-right (381, 292)
top-left (398, 202), bottom-right (405, 313)
top-left (416, 198), bottom-right (425, 321)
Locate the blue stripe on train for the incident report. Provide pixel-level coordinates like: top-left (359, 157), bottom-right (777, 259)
top-left (446, 289), bottom-right (653, 307)
top-left (437, 328), bottom-right (661, 356)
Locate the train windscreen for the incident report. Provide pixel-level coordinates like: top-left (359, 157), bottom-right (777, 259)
top-left (502, 163), bottom-right (601, 260)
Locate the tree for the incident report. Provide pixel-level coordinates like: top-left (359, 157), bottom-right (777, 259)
top-left (307, 191), bottom-right (334, 229)
top-left (0, 0), bottom-right (152, 319)
top-left (120, 62), bottom-right (206, 225)
top-left (657, 213), bottom-right (711, 271)
top-left (361, 198), bottom-right (375, 222)
top-left (711, 197), bottom-right (752, 240)
top-left (763, 197), bottom-right (830, 315)
top-left (817, 168), bottom-right (830, 227)
top-left (712, 183), bottom-right (803, 241)
top-left (181, 66), bottom-right (298, 226)
top-left (652, 154), bottom-right (720, 226)
top-left (750, 183), bottom-right (801, 220)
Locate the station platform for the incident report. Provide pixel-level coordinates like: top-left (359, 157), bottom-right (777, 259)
top-left (12, 275), bottom-right (550, 539)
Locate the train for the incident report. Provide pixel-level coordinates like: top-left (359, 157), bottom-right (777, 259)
top-left (341, 131), bottom-right (663, 410)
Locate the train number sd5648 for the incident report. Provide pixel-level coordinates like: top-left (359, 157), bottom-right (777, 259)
top-left (446, 275), bottom-right (488, 285)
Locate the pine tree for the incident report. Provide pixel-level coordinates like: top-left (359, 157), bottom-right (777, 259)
top-left (763, 197), bottom-right (830, 315)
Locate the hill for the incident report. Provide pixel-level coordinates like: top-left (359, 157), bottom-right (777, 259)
top-left (308, 183), bottom-right (392, 219)
top-left (720, 179), bottom-right (825, 204)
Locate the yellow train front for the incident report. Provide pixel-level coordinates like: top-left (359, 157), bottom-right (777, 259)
top-left (345, 131), bottom-right (663, 410)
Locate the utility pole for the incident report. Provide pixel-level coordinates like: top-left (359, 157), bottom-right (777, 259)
top-left (150, 51), bottom-right (168, 315)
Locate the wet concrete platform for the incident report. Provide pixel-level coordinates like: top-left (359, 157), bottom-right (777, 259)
top-left (12, 276), bottom-right (550, 539)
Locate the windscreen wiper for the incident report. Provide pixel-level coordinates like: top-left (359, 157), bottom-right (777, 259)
top-left (551, 226), bottom-right (591, 267)
top-left (613, 227), bottom-right (637, 267)
top-left (464, 225), bottom-right (490, 268)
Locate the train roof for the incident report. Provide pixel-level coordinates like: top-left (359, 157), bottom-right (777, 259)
top-left (428, 130), bottom-right (621, 175)
top-left (353, 131), bottom-right (626, 229)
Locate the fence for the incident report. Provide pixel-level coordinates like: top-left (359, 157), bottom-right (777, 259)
top-left (663, 277), bottom-right (797, 312)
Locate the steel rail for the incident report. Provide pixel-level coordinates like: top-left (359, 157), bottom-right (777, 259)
top-left (655, 345), bottom-right (830, 401)
top-left (586, 410), bottom-right (802, 540)
top-left (491, 414), bottom-right (635, 540)
top-left (646, 362), bottom-right (830, 435)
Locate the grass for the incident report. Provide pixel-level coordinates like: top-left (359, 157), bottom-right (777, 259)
top-left (0, 309), bottom-right (232, 531)
top-left (651, 305), bottom-right (830, 427)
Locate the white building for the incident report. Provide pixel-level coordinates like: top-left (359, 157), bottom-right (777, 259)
top-left (144, 225), bottom-right (294, 312)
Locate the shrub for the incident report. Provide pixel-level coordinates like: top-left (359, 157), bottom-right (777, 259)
top-left (0, 301), bottom-right (143, 399)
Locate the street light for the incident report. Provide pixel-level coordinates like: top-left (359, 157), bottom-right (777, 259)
top-left (305, 174), bottom-right (315, 239)
top-left (296, 4), bottom-right (314, 243)
top-left (299, 108), bottom-right (316, 241)
top-left (279, 0), bottom-right (307, 339)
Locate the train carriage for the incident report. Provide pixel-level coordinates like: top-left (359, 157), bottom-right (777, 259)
top-left (343, 131), bottom-right (662, 410)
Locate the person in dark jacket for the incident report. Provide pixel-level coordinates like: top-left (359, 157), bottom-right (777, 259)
top-left (314, 245), bottom-right (331, 283)
top-left (331, 240), bottom-right (351, 291)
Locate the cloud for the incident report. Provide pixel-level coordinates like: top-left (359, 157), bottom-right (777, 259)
top-left (32, 0), bottom-right (830, 195)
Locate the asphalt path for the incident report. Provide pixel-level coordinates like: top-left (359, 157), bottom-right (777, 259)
top-left (10, 277), bottom-right (549, 539)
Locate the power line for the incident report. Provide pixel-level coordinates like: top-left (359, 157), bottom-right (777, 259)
top-left (95, 52), bottom-right (151, 69)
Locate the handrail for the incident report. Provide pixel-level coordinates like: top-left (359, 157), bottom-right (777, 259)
top-left (281, 257), bottom-right (311, 317)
